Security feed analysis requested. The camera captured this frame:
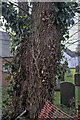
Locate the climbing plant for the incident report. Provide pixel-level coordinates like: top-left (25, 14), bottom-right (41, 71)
top-left (1, 1), bottom-right (78, 118)
top-left (2, 2), bottom-right (78, 75)
top-left (2, 2), bottom-right (31, 54)
top-left (1, 2), bottom-right (31, 117)
top-left (52, 2), bottom-right (78, 76)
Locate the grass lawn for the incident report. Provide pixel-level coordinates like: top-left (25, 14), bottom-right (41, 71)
top-left (64, 68), bottom-right (75, 83)
top-left (54, 69), bottom-right (76, 105)
top-left (0, 86), bottom-right (10, 111)
top-left (1, 68), bottom-right (79, 117)
top-left (0, 87), bottom-right (2, 109)
top-left (54, 91), bottom-right (60, 105)
top-left (54, 69), bottom-right (79, 116)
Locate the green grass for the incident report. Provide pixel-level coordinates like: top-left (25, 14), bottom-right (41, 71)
top-left (64, 69), bottom-right (75, 83)
top-left (54, 90), bottom-right (76, 117)
top-left (54, 91), bottom-right (60, 105)
top-left (54, 69), bottom-right (76, 106)
top-left (0, 87), bottom-right (2, 109)
top-left (2, 86), bottom-right (10, 109)
top-left (65, 69), bottom-right (80, 107)
top-left (1, 69), bottom-right (80, 117)
top-left (0, 86), bottom-right (10, 111)
top-left (54, 69), bottom-right (79, 116)
top-left (2, 86), bottom-right (9, 100)
top-left (54, 69), bottom-right (80, 105)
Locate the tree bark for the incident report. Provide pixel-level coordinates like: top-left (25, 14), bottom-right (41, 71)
top-left (11, 2), bottom-right (61, 119)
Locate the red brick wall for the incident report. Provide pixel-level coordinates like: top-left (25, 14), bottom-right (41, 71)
top-left (1, 58), bottom-right (11, 86)
top-left (0, 58), bottom-right (2, 86)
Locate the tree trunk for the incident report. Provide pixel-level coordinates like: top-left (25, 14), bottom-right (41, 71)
top-left (18, 2), bottom-right (29, 16)
top-left (11, 2), bottom-right (61, 119)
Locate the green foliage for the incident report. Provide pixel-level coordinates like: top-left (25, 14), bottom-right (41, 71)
top-left (2, 2), bottom-right (31, 54)
top-left (2, 1), bottom-right (30, 101)
top-left (56, 104), bottom-right (76, 118)
top-left (56, 2), bottom-right (77, 37)
top-left (2, 86), bottom-right (13, 119)
top-left (2, 2), bottom-right (78, 77)
top-left (51, 2), bottom-right (78, 76)
top-left (1, 2), bottom-right (31, 117)
top-left (1, 2), bottom-right (78, 118)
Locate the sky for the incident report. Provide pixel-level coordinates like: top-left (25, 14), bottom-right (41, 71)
top-left (64, 13), bottom-right (79, 51)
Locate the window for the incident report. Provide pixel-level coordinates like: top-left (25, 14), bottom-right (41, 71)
top-left (2, 64), bottom-right (9, 73)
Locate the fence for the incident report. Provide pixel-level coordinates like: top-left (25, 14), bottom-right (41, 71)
top-left (38, 100), bottom-right (78, 120)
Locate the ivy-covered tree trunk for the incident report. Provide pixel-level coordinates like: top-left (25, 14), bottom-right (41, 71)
top-left (11, 2), bottom-right (61, 119)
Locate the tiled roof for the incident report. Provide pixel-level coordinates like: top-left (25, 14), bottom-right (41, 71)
top-left (64, 48), bottom-right (76, 57)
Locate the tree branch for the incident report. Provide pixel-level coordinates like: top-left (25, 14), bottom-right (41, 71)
top-left (7, 1), bottom-right (29, 15)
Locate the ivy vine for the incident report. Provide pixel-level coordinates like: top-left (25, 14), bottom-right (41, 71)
top-left (1, 1), bottom-right (78, 118)
top-left (51, 2), bottom-right (78, 77)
